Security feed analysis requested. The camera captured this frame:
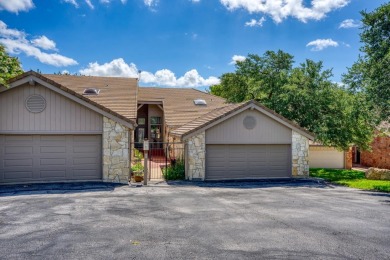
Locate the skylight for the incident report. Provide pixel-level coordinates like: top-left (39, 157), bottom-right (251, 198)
top-left (194, 99), bottom-right (207, 105)
top-left (83, 88), bottom-right (100, 95)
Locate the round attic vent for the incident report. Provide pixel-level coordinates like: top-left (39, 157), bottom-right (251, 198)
top-left (25, 94), bottom-right (46, 113)
top-left (243, 116), bottom-right (256, 130)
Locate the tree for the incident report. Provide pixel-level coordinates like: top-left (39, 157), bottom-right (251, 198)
top-left (0, 44), bottom-right (23, 86)
top-left (343, 3), bottom-right (390, 121)
top-left (210, 51), bottom-right (375, 150)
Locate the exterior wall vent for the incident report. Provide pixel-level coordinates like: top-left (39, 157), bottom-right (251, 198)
top-left (25, 94), bottom-right (46, 113)
top-left (194, 99), bottom-right (207, 105)
top-left (83, 88), bottom-right (100, 95)
top-left (243, 116), bottom-right (256, 130)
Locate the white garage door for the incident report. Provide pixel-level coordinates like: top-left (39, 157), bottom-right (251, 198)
top-left (206, 144), bottom-right (291, 180)
top-left (309, 146), bottom-right (345, 169)
top-left (0, 135), bottom-right (102, 184)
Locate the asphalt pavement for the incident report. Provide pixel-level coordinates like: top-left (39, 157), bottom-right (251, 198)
top-left (0, 180), bottom-right (389, 259)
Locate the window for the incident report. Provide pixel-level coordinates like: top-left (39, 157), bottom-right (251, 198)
top-left (138, 118), bottom-right (145, 125)
top-left (150, 116), bottom-right (162, 141)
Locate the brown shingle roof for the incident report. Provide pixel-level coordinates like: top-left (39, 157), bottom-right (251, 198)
top-left (43, 74), bottom-right (138, 122)
top-left (171, 100), bottom-right (315, 140)
top-left (138, 87), bottom-right (227, 128)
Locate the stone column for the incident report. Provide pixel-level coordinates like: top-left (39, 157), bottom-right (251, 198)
top-left (186, 131), bottom-right (206, 180)
top-left (292, 131), bottom-right (309, 177)
top-left (103, 117), bottom-right (130, 183)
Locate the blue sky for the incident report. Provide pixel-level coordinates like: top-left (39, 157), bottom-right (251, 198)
top-left (0, 0), bottom-right (386, 89)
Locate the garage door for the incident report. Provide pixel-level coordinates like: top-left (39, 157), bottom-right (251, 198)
top-left (206, 144), bottom-right (291, 180)
top-left (0, 135), bottom-right (102, 184)
top-left (309, 146), bottom-right (344, 169)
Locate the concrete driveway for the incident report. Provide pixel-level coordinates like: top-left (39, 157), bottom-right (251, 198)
top-left (0, 181), bottom-right (389, 259)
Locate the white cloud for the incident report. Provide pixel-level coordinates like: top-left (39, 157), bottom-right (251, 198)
top-left (245, 17), bottom-right (266, 27)
top-left (306, 38), bottom-right (338, 51)
top-left (339, 19), bottom-right (360, 28)
top-left (85, 0), bottom-right (94, 9)
top-left (220, 0), bottom-right (350, 23)
top-left (64, 0), bottom-right (79, 8)
top-left (191, 0), bottom-right (201, 2)
top-left (0, 0), bottom-right (34, 13)
top-left (31, 36), bottom-right (57, 51)
top-left (79, 58), bottom-right (220, 87)
top-left (229, 55), bottom-right (246, 65)
top-left (80, 58), bottom-right (139, 77)
top-left (0, 21), bottom-right (25, 38)
top-left (0, 20), bottom-right (78, 67)
top-left (64, 0), bottom-right (128, 8)
top-left (144, 0), bottom-right (158, 7)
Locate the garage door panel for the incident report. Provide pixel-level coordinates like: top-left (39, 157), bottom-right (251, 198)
top-left (73, 146), bottom-right (97, 153)
top-left (40, 170), bottom-right (66, 178)
top-left (73, 169), bottom-right (100, 178)
top-left (40, 158), bottom-right (66, 166)
top-left (4, 158), bottom-right (33, 167)
top-left (206, 144), bottom-right (291, 180)
top-left (0, 135), bottom-right (102, 184)
top-left (40, 146), bottom-right (66, 153)
top-left (5, 146), bottom-right (33, 154)
top-left (309, 147), bottom-right (344, 169)
top-left (4, 171), bottom-right (33, 180)
top-left (73, 157), bottom-right (98, 165)
top-left (5, 135), bottom-right (33, 142)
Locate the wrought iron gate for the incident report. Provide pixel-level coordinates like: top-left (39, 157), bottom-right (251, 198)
top-left (131, 142), bottom-right (185, 180)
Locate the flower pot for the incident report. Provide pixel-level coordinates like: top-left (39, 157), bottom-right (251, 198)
top-left (134, 175), bottom-right (144, 182)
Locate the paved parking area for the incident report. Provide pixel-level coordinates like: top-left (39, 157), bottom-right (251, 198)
top-left (0, 181), bottom-right (389, 259)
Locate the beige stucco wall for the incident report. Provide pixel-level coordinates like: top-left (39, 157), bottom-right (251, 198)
top-left (103, 117), bottom-right (130, 183)
top-left (186, 131), bottom-right (205, 180)
top-left (292, 131), bottom-right (309, 177)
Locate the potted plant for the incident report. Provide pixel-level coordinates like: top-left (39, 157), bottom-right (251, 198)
top-left (131, 149), bottom-right (144, 182)
top-left (131, 162), bottom-right (144, 182)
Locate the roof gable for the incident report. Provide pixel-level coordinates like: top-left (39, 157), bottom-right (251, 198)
top-left (2, 71), bottom-right (136, 129)
top-left (171, 100), bottom-right (315, 140)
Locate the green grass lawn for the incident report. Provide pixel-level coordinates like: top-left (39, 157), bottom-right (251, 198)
top-left (310, 168), bottom-right (390, 192)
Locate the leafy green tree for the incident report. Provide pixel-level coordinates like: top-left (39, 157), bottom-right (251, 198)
top-left (210, 51), bottom-right (375, 150)
top-left (0, 44), bottom-right (23, 86)
top-left (343, 3), bottom-right (390, 121)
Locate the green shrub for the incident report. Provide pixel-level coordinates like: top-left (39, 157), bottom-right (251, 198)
top-left (163, 159), bottom-right (185, 180)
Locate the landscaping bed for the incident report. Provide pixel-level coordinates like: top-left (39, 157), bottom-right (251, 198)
top-left (310, 168), bottom-right (390, 192)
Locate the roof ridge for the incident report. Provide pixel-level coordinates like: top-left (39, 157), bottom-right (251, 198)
top-left (43, 73), bottom-right (138, 80)
top-left (190, 87), bottom-right (226, 100)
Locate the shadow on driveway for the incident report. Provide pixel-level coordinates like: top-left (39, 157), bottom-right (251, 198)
top-left (0, 182), bottom-right (124, 197)
top-left (158, 178), bottom-right (332, 189)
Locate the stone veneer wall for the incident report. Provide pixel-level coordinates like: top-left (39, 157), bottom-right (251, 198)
top-left (103, 117), bottom-right (130, 183)
top-left (186, 131), bottom-right (205, 180)
top-left (292, 131), bottom-right (309, 177)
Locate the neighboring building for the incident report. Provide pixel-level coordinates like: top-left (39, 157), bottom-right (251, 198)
top-left (309, 142), bottom-right (351, 169)
top-left (359, 122), bottom-right (390, 169)
top-left (0, 72), bottom-right (314, 184)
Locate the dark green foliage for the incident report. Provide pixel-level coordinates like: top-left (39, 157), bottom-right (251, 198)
top-left (0, 44), bottom-right (23, 86)
top-left (163, 160), bottom-right (185, 180)
top-left (343, 3), bottom-right (390, 121)
top-left (210, 50), bottom-right (375, 150)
